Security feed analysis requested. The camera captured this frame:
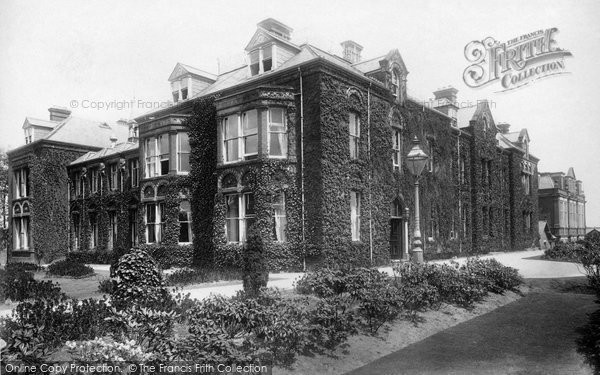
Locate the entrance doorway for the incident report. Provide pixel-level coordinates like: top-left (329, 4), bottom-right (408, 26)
top-left (390, 198), bottom-right (408, 260)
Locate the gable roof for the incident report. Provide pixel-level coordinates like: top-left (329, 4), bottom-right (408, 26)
top-left (504, 129), bottom-right (529, 144)
top-left (244, 27), bottom-right (301, 52)
top-left (168, 62), bottom-right (217, 82)
top-left (22, 117), bottom-right (57, 129)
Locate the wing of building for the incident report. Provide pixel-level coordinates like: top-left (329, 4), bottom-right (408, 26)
top-left (6, 18), bottom-right (556, 267)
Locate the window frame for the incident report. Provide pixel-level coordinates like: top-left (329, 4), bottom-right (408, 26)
top-left (177, 133), bottom-right (191, 174)
top-left (267, 107), bottom-right (287, 158)
top-left (392, 128), bottom-right (402, 171)
top-left (129, 159), bottom-right (139, 188)
top-left (224, 193), bottom-right (255, 243)
top-left (350, 191), bottom-right (361, 241)
top-left (272, 192), bottom-right (287, 242)
top-left (178, 200), bottom-right (193, 244)
top-left (349, 112), bottom-right (360, 160)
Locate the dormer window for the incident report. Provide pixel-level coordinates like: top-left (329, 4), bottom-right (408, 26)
top-left (181, 88), bottom-right (188, 101)
top-left (249, 45), bottom-right (275, 76)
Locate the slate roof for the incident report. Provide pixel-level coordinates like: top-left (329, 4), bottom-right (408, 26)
top-left (538, 175), bottom-right (556, 189)
top-left (44, 116), bottom-right (130, 149)
top-left (70, 142), bottom-right (138, 166)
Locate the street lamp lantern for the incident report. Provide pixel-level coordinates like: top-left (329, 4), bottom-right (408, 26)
top-left (405, 136), bottom-right (428, 263)
top-left (406, 136), bottom-right (429, 177)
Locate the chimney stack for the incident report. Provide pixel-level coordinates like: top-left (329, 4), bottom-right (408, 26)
top-left (48, 106), bottom-right (71, 122)
top-left (432, 87), bottom-right (459, 121)
top-left (341, 40), bottom-right (363, 64)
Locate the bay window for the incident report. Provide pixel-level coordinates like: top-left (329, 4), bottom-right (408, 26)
top-left (268, 108), bottom-right (287, 157)
top-left (159, 135), bottom-right (169, 175)
top-left (223, 115), bottom-right (240, 162)
top-left (243, 110), bottom-right (258, 159)
top-left (12, 203), bottom-right (30, 250)
top-left (349, 112), bottom-right (360, 159)
top-left (145, 138), bottom-right (157, 177)
top-left (177, 133), bottom-right (191, 173)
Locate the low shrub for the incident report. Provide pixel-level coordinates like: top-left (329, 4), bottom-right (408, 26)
top-left (462, 258), bottom-right (522, 294)
top-left (138, 244), bottom-right (194, 269)
top-left (0, 267), bottom-right (65, 303)
top-left (543, 242), bottom-right (585, 262)
top-left (295, 267), bottom-right (390, 298)
top-left (397, 282), bottom-right (441, 320)
top-left (395, 262), bottom-right (488, 309)
top-left (165, 267), bottom-right (242, 286)
top-left (304, 295), bottom-right (357, 351)
top-left (47, 260), bottom-right (95, 278)
top-left (6, 262), bottom-right (41, 272)
top-left (66, 251), bottom-right (114, 265)
top-left (356, 282), bottom-right (403, 334)
top-left (295, 268), bottom-right (347, 298)
top-left (5, 297), bottom-right (114, 353)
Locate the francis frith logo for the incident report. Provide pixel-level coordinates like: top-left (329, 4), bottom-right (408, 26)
top-left (463, 28), bottom-right (572, 92)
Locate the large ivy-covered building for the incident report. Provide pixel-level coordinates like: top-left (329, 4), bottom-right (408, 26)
top-left (7, 18), bottom-right (541, 268)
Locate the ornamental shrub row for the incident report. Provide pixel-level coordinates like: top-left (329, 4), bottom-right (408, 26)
top-left (543, 242), bottom-right (585, 262)
top-left (47, 260), bottom-right (95, 278)
top-left (165, 267), bottom-right (242, 286)
top-left (66, 251), bottom-right (114, 265)
top-left (0, 267), bottom-right (65, 303)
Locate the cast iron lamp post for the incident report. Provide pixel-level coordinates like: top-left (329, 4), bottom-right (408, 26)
top-left (405, 136), bottom-right (429, 263)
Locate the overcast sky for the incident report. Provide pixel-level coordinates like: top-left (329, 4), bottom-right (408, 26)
top-left (0, 0), bottom-right (599, 226)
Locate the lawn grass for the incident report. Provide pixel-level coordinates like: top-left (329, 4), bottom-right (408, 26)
top-left (347, 277), bottom-right (596, 375)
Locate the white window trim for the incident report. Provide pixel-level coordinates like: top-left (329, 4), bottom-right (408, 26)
top-left (224, 193), bottom-right (254, 243)
top-left (273, 192), bottom-right (287, 242)
top-left (176, 133), bottom-right (191, 175)
top-left (222, 115), bottom-right (241, 164)
top-left (392, 129), bottom-right (401, 170)
top-left (178, 200), bottom-right (193, 244)
top-left (350, 191), bottom-right (361, 241)
top-left (267, 108), bottom-right (287, 159)
top-left (349, 113), bottom-right (360, 160)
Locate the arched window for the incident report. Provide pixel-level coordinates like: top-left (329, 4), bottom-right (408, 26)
top-left (22, 202), bottom-right (30, 214)
top-left (391, 198), bottom-right (403, 217)
top-left (13, 203), bottom-right (21, 215)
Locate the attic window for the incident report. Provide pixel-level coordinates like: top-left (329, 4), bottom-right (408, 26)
top-left (249, 45), bottom-right (274, 76)
top-left (181, 88), bottom-right (188, 101)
